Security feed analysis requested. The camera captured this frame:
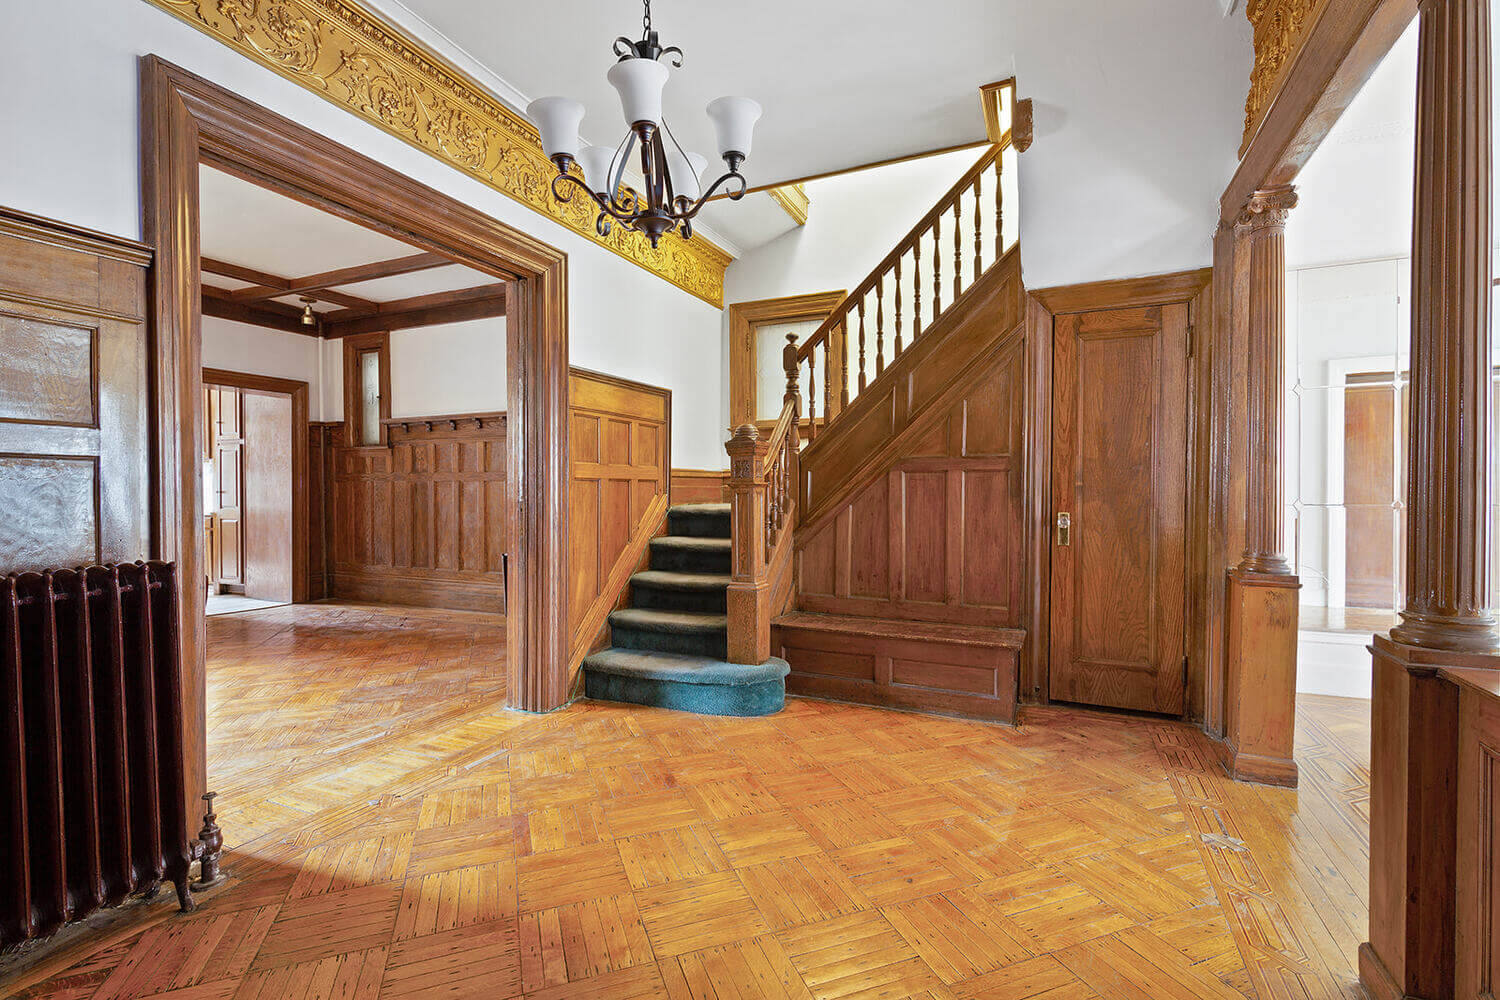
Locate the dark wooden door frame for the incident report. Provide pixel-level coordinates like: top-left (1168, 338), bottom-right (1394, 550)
top-left (202, 368), bottom-right (311, 605)
top-left (142, 56), bottom-right (570, 831)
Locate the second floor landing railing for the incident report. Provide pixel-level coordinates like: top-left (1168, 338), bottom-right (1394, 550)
top-left (789, 138), bottom-right (1014, 444)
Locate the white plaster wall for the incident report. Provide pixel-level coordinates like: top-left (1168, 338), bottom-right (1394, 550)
top-left (201, 316), bottom-right (327, 415)
top-left (389, 318), bottom-right (507, 418)
top-left (0, 0), bottom-right (726, 468)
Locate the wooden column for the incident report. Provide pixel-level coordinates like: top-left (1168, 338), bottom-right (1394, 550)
top-left (1361, 1), bottom-right (1498, 997)
top-left (1221, 186), bottom-right (1301, 788)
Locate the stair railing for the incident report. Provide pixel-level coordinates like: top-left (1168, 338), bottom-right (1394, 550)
top-left (792, 139), bottom-right (1011, 443)
top-left (724, 339), bottom-right (801, 664)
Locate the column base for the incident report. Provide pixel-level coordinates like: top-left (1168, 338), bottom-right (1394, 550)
top-left (1222, 567), bottom-right (1300, 787)
top-left (1356, 943), bottom-right (1409, 1000)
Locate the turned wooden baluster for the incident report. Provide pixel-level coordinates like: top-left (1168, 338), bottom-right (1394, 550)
top-left (894, 257), bottom-right (903, 355)
top-left (953, 199), bottom-right (963, 299)
top-left (857, 298), bottom-right (867, 392)
top-left (994, 155), bottom-right (1003, 260)
top-left (838, 319), bottom-right (849, 410)
top-left (973, 176), bottom-right (982, 277)
top-left (913, 237), bottom-right (923, 339)
top-left (805, 353), bottom-right (817, 442)
top-left (876, 276), bottom-right (885, 376)
top-left (822, 340), bottom-right (833, 423)
top-left (934, 214), bottom-right (943, 317)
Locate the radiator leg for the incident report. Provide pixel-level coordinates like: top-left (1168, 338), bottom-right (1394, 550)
top-left (174, 875), bottom-right (197, 913)
top-left (193, 792), bottom-right (226, 891)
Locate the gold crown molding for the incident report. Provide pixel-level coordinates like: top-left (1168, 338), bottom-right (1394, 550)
top-left (767, 183), bottom-right (809, 227)
top-left (1241, 0), bottom-right (1328, 154)
top-left (140, 0), bottom-right (732, 307)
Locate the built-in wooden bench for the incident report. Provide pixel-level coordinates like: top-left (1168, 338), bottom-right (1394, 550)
top-left (771, 612), bottom-right (1023, 722)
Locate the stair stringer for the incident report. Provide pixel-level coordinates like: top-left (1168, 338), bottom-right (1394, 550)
top-left (798, 245), bottom-right (1024, 524)
top-left (798, 244), bottom-right (1025, 529)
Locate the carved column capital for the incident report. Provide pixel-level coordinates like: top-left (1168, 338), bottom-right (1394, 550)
top-left (1236, 183), bottom-right (1297, 578)
top-left (1235, 185), bottom-right (1299, 234)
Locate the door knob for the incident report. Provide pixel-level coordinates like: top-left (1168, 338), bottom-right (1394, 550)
top-left (1056, 511), bottom-right (1071, 546)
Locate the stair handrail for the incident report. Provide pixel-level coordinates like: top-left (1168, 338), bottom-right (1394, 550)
top-left (723, 370), bottom-right (799, 664)
top-left (791, 137), bottom-right (1012, 442)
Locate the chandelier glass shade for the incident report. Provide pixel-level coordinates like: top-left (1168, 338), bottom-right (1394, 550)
top-left (526, 0), bottom-right (760, 247)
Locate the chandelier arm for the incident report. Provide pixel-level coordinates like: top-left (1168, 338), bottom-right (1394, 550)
top-left (670, 170), bottom-right (750, 220)
top-left (609, 132), bottom-right (638, 215)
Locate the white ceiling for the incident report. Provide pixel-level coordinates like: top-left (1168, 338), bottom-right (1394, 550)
top-left (372, 0), bottom-right (1255, 287)
top-left (198, 165), bottom-right (498, 308)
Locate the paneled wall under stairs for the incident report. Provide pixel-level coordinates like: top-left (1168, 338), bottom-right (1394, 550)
top-left (776, 249), bottom-right (1027, 721)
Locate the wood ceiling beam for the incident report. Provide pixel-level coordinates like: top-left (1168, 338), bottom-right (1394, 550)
top-left (201, 285), bottom-right (318, 336)
top-left (201, 256), bottom-right (289, 289)
top-left (322, 283), bottom-right (507, 339)
top-left (227, 251), bottom-right (451, 304)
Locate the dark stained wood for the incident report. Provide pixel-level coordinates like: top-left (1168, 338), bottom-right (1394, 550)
top-left (340, 331), bottom-right (390, 448)
top-left (0, 207), bottom-right (152, 575)
top-left (327, 413), bottom-right (507, 612)
top-left (1049, 304), bottom-right (1187, 716)
top-left (773, 612), bottom-right (1022, 722)
top-left (200, 286), bottom-right (313, 336)
top-left (226, 251), bottom-right (448, 302)
top-left (203, 368), bottom-right (311, 606)
top-left (567, 368), bottom-right (671, 680)
top-left (241, 391), bottom-right (294, 603)
top-left (321, 284), bottom-right (507, 339)
top-left (796, 330), bottom-right (1025, 631)
top-left (1363, 0), bottom-right (1498, 995)
top-left (1031, 269), bottom-right (1212, 315)
top-left (1445, 665), bottom-right (1500, 998)
top-left (140, 57), bottom-right (572, 838)
top-left (1021, 295), bottom-right (1055, 706)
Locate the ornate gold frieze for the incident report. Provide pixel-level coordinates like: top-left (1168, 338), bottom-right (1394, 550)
top-left (142, 0), bottom-right (732, 306)
top-left (1242, 0), bottom-right (1326, 151)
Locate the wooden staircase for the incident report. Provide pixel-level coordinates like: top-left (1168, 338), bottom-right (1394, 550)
top-left (725, 126), bottom-right (1027, 721)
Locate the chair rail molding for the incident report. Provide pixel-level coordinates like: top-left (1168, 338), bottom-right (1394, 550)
top-left (139, 0), bottom-right (732, 307)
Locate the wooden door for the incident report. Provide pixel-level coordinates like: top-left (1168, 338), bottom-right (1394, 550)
top-left (0, 213), bottom-right (151, 573)
top-left (208, 386), bottom-right (244, 589)
top-left (1049, 304), bottom-right (1188, 714)
top-left (1342, 373), bottom-right (1404, 609)
top-left (241, 390), bottom-right (293, 603)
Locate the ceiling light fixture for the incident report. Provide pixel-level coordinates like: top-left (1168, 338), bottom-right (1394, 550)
top-left (299, 297), bottom-right (317, 326)
top-left (526, 0), bottom-right (761, 248)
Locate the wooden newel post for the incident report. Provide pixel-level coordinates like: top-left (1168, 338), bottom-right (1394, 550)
top-left (725, 424), bottom-right (772, 665)
top-left (783, 333), bottom-right (801, 418)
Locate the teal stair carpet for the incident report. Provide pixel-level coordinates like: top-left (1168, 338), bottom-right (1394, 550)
top-left (583, 502), bottom-right (789, 716)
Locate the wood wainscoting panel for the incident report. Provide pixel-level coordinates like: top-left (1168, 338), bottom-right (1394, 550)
top-left (1448, 667), bottom-right (1500, 999)
top-left (671, 468), bottom-right (729, 505)
top-left (773, 613), bottom-right (1022, 721)
top-left (0, 210), bottom-right (151, 573)
top-left (795, 329), bottom-right (1026, 630)
top-left (568, 369), bottom-right (672, 680)
top-left (330, 413), bottom-right (507, 612)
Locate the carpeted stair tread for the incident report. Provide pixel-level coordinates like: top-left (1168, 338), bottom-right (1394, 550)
top-left (583, 648), bottom-right (789, 686)
top-left (669, 502), bottom-right (730, 515)
top-left (650, 536), bottom-right (731, 554)
top-left (666, 503), bottom-right (732, 538)
top-left (608, 608), bottom-right (728, 634)
top-left (630, 570), bottom-right (732, 591)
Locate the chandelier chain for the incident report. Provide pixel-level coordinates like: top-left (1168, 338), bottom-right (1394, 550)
top-left (642, 0), bottom-right (651, 35)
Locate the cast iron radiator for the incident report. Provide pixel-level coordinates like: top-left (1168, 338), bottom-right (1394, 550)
top-left (0, 561), bottom-right (218, 948)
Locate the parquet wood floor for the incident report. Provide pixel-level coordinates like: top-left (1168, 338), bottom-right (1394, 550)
top-left (5, 605), bottom-right (1372, 1000)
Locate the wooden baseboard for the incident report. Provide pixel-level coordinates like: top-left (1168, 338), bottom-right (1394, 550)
top-left (1217, 738), bottom-right (1299, 787)
top-left (330, 571), bottom-right (504, 613)
top-left (1355, 943), bottom-right (1406, 1000)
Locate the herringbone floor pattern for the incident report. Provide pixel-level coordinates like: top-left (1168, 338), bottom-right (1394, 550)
top-left (7, 604), bottom-right (1371, 999)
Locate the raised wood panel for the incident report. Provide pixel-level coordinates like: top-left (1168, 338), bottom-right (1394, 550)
top-left (773, 612), bottom-right (1021, 722)
top-left (1050, 305), bottom-right (1187, 716)
top-left (0, 214), bottom-right (150, 575)
top-left (795, 329), bottom-right (1025, 630)
top-left (1454, 670), bottom-right (1500, 999)
top-left (670, 468), bottom-right (728, 505)
top-left (242, 391), bottom-right (294, 603)
top-left (329, 414), bottom-right (507, 612)
top-left (567, 368), bottom-right (671, 678)
top-left (799, 247), bottom-right (1023, 523)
